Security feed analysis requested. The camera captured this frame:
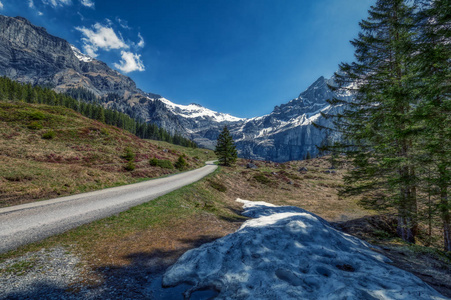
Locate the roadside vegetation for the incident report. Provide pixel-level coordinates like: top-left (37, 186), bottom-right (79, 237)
top-left (0, 101), bottom-right (212, 208)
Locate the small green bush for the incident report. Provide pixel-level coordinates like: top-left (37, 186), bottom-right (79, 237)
top-left (174, 155), bottom-right (188, 170)
top-left (100, 128), bottom-right (110, 136)
top-left (27, 121), bottom-right (43, 130)
top-left (149, 158), bottom-right (174, 169)
top-left (149, 158), bottom-right (159, 166)
top-left (122, 147), bottom-right (135, 162)
top-left (42, 130), bottom-right (56, 139)
top-left (124, 161), bottom-right (135, 171)
top-left (254, 174), bottom-right (271, 184)
top-left (29, 111), bottom-right (46, 120)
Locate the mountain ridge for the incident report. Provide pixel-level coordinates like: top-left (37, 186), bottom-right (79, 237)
top-left (0, 15), bottom-right (351, 162)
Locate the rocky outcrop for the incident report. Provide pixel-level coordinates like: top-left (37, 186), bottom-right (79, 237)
top-left (224, 76), bottom-right (350, 162)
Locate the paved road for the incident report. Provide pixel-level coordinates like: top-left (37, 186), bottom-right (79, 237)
top-left (0, 161), bottom-right (217, 254)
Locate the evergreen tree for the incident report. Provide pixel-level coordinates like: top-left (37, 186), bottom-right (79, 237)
top-left (215, 126), bottom-right (238, 166)
top-left (329, 0), bottom-right (419, 243)
top-left (414, 0), bottom-right (451, 251)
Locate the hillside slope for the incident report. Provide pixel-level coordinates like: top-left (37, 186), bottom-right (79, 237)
top-left (0, 101), bottom-right (213, 208)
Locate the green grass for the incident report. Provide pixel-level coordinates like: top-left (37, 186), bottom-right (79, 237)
top-left (0, 259), bottom-right (36, 276)
top-left (0, 169), bottom-right (243, 262)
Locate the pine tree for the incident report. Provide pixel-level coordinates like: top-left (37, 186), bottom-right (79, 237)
top-left (414, 0), bottom-right (451, 251)
top-left (215, 126), bottom-right (238, 166)
top-left (330, 0), bottom-right (419, 243)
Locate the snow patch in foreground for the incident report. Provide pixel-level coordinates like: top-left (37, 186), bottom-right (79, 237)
top-left (163, 199), bottom-right (446, 300)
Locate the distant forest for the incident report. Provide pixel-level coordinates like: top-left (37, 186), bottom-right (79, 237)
top-left (0, 77), bottom-right (197, 148)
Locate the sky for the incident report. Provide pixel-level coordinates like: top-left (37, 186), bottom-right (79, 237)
top-left (1, 0), bottom-right (373, 118)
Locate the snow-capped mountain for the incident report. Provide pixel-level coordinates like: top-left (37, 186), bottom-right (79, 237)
top-left (159, 75), bottom-right (352, 162)
top-left (158, 98), bottom-right (244, 123)
top-left (226, 76), bottom-right (351, 162)
top-left (0, 14), bottom-right (351, 162)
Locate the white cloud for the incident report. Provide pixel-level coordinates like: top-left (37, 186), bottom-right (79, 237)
top-left (114, 51), bottom-right (145, 73)
top-left (28, 0), bottom-right (35, 8)
top-left (75, 23), bottom-right (128, 57)
top-left (0, 1), bottom-right (3, 10)
top-left (117, 17), bottom-right (131, 29)
top-left (80, 0), bottom-right (94, 8)
top-left (38, 11), bottom-right (44, 15)
top-left (137, 33), bottom-right (145, 48)
top-left (42, 0), bottom-right (71, 7)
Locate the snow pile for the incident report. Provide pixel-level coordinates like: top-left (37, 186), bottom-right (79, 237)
top-left (163, 199), bottom-right (446, 300)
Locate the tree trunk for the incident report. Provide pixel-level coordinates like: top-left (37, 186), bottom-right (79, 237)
top-left (397, 215), bottom-right (416, 244)
top-left (440, 188), bottom-right (451, 252)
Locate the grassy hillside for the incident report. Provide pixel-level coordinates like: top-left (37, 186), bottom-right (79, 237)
top-left (0, 101), bottom-right (213, 208)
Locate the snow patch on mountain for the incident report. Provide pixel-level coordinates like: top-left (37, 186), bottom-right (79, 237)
top-left (162, 199), bottom-right (447, 300)
top-left (157, 97), bottom-right (245, 123)
top-left (70, 45), bottom-right (93, 63)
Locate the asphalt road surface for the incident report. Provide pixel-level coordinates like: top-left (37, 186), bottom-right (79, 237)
top-left (0, 161), bottom-right (217, 253)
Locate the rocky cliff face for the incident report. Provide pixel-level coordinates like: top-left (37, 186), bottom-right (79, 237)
top-left (225, 76), bottom-right (350, 162)
top-left (0, 15), bottom-right (351, 162)
top-left (0, 16), bottom-right (144, 102)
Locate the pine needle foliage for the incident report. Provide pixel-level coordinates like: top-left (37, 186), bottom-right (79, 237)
top-left (327, 0), bottom-right (420, 243)
top-left (215, 126), bottom-right (237, 167)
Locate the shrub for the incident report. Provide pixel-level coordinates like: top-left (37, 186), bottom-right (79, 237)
top-left (174, 155), bottom-right (188, 170)
top-left (149, 158), bottom-right (159, 166)
top-left (122, 147), bottom-right (135, 162)
top-left (124, 161), bottom-right (135, 171)
top-left (100, 128), bottom-right (110, 136)
top-left (253, 174), bottom-right (271, 185)
top-left (42, 130), bottom-right (56, 139)
top-left (29, 111), bottom-right (46, 120)
top-left (149, 158), bottom-right (174, 169)
top-left (27, 121), bottom-right (43, 130)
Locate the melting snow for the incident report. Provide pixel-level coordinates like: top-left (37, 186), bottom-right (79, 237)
top-left (157, 98), bottom-right (245, 123)
top-left (162, 199), bottom-right (447, 300)
top-left (70, 45), bottom-right (93, 62)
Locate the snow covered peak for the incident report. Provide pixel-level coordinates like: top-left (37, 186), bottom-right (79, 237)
top-left (70, 45), bottom-right (93, 63)
top-left (157, 97), bottom-right (245, 123)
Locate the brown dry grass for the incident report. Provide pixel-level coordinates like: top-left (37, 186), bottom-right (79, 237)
top-left (213, 157), bottom-right (374, 222)
top-left (0, 102), bottom-right (212, 208)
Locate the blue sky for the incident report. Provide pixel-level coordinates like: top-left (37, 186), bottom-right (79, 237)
top-left (1, 0), bottom-right (372, 118)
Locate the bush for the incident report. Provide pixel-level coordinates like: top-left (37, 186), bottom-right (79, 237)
top-left (174, 155), bottom-right (188, 170)
top-left (124, 161), bottom-right (135, 171)
top-left (149, 158), bottom-right (159, 166)
top-left (253, 174), bottom-right (271, 185)
top-left (149, 158), bottom-right (174, 169)
top-left (27, 121), bottom-right (43, 130)
top-left (29, 111), bottom-right (46, 120)
top-left (42, 130), bottom-right (56, 139)
top-left (100, 128), bottom-right (110, 136)
top-left (122, 147), bottom-right (135, 162)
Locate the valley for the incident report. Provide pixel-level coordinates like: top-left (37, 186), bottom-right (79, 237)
top-left (0, 1), bottom-right (450, 298)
